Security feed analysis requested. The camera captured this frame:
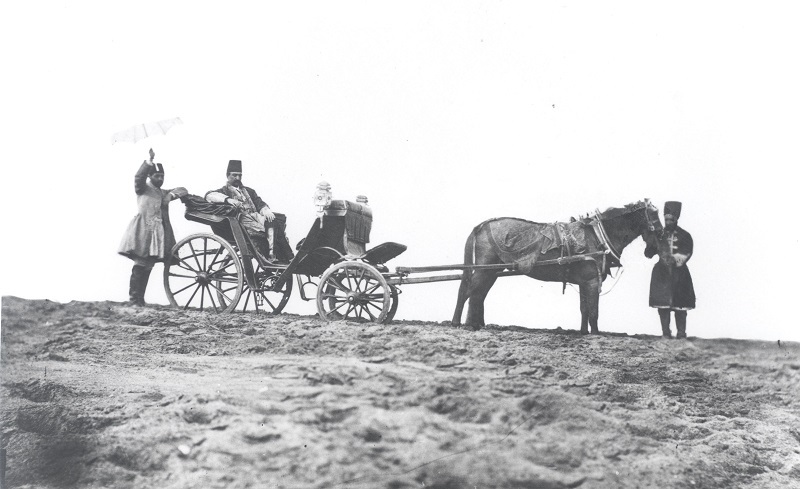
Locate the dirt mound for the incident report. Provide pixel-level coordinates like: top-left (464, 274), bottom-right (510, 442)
top-left (2, 296), bottom-right (799, 488)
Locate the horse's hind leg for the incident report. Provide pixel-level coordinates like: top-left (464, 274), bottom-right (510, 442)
top-left (451, 272), bottom-right (469, 326)
top-left (464, 270), bottom-right (498, 329)
top-left (578, 279), bottom-right (601, 334)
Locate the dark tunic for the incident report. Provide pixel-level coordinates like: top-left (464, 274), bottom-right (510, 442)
top-left (204, 184), bottom-right (293, 261)
top-left (645, 226), bottom-right (696, 309)
top-left (118, 162), bottom-right (176, 262)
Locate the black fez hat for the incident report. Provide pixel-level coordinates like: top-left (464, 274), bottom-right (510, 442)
top-left (227, 160), bottom-right (242, 174)
top-left (664, 201), bottom-right (682, 218)
top-left (149, 163), bottom-right (165, 175)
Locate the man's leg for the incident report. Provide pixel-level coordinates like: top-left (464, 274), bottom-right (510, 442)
top-left (675, 310), bottom-right (687, 339)
top-left (658, 308), bottom-right (672, 338)
top-left (267, 228), bottom-right (275, 259)
top-left (272, 213), bottom-right (294, 262)
top-left (128, 264), bottom-right (141, 305)
top-left (132, 257), bottom-right (155, 306)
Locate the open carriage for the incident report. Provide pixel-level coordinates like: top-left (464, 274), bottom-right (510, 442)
top-left (163, 200), bottom-right (407, 323)
top-left (165, 195), bottom-right (661, 331)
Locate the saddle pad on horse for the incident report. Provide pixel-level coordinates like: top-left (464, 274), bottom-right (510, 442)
top-left (486, 218), bottom-right (591, 274)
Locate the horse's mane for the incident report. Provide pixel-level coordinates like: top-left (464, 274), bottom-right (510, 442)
top-left (597, 200), bottom-right (649, 220)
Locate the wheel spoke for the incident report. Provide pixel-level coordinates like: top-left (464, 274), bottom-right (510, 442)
top-left (328, 298), bottom-right (349, 314)
top-left (188, 241), bottom-right (204, 271)
top-left (206, 245), bottom-right (225, 271)
top-left (261, 293), bottom-right (276, 311)
top-left (172, 281), bottom-right (198, 296)
top-left (175, 257), bottom-right (199, 273)
top-left (183, 283), bottom-right (202, 310)
top-left (205, 284), bottom-right (220, 312)
top-left (168, 271), bottom-right (198, 280)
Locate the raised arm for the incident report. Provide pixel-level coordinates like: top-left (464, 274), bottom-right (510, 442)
top-left (134, 160), bottom-right (154, 195)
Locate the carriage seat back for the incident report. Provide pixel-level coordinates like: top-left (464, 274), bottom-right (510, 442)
top-left (324, 200), bottom-right (372, 255)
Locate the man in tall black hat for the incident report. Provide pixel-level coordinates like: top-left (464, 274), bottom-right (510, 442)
top-left (119, 148), bottom-right (188, 306)
top-left (644, 201), bottom-right (696, 338)
top-left (205, 160), bottom-right (294, 262)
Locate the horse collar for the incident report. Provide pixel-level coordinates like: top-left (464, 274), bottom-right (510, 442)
top-left (592, 210), bottom-right (622, 262)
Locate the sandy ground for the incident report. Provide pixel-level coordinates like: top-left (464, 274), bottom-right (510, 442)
top-left (1, 296), bottom-right (799, 489)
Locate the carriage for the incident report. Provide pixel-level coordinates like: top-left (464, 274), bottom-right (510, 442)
top-left (163, 199), bottom-right (408, 323)
top-left (164, 196), bottom-right (662, 331)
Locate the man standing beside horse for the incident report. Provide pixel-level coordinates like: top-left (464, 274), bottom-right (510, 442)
top-left (645, 201), bottom-right (696, 339)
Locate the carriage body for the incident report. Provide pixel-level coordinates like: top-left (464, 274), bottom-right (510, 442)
top-left (163, 199), bottom-right (406, 322)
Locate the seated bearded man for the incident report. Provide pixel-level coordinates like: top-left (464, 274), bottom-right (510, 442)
top-left (205, 159), bottom-right (294, 263)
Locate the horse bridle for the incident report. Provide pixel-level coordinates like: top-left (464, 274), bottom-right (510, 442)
top-left (643, 198), bottom-right (661, 233)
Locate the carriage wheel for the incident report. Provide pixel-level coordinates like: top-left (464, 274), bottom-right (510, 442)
top-left (163, 233), bottom-right (243, 313)
top-left (216, 261), bottom-right (293, 314)
top-left (317, 261), bottom-right (391, 323)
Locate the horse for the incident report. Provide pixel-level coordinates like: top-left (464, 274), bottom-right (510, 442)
top-left (451, 199), bottom-right (663, 334)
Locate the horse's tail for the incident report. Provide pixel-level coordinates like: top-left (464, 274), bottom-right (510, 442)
top-left (452, 225), bottom-right (479, 325)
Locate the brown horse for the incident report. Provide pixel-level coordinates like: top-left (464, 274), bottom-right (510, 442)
top-left (452, 200), bottom-right (663, 334)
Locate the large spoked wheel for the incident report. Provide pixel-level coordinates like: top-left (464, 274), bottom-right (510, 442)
top-left (317, 261), bottom-right (391, 323)
top-left (217, 260), bottom-right (293, 314)
top-left (164, 233), bottom-right (244, 313)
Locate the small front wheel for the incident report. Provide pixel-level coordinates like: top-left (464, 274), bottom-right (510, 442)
top-left (317, 261), bottom-right (391, 323)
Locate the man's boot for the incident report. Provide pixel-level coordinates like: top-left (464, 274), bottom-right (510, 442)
top-left (130, 265), bottom-right (152, 306)
top-left (675, 310), bottom-right (687, 339)
top-left (658, 308), bottom-right (672, 338)
top-left (128, 265), bottom-right (141, 305)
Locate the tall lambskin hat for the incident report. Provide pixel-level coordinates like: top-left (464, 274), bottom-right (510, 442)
top-left (227, 160), bottom-right (243, 174)
top-left (664, 201), bottom-right (682, 218)
top-left (149, 163), bottom-right (165, 175)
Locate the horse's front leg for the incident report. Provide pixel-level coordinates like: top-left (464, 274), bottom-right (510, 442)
top-left (579, 278), bottom-right (601, 334)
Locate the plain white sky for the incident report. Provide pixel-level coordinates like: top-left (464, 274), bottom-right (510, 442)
top-left (1, 1), bottom-right (798, 341)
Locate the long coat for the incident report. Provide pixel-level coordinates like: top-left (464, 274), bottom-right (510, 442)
top-left (645, 226), bottom-right (696, 309)
top-left (118, 162), bottom-right (177, 262)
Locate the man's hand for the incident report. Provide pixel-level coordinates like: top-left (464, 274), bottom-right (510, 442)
top-left (260, 207), bottom-right (276, 222)
top-left (170, 187), bottom-right (189, 199)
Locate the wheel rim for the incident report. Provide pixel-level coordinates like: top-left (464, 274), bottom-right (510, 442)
top-left (163, 233), bottom-right (243, 312)
top-left (386, 286), bottom-right (399, 323)
top-left (217, 261), bottom-right (293, 314)
top-left (317, 262), bottom-right (390, 323)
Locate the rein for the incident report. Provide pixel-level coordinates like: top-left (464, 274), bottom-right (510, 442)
top-left (592, 209), bottom-right (622, 262)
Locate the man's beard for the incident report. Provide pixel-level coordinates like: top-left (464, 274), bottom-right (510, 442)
top-left (230, 180), bottom-right (243, 187)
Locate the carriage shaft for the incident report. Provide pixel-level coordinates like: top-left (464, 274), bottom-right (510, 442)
top-left (386, 270), bottom-right (523, 286)
top-left (395, 252), bottom-right (605, 276)
top-left (395, 263), bottom-right (516, 274)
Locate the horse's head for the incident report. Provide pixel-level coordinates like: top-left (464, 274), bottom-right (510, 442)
top-left (642, 198), bottom-right (663, 235)
top-left (639, 199), bottom-right (664, 257)
top-left (597, 199), bottom-right (663, 255)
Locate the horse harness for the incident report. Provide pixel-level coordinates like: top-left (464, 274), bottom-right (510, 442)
top-left (550, 215), bottom-right (617, 294)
